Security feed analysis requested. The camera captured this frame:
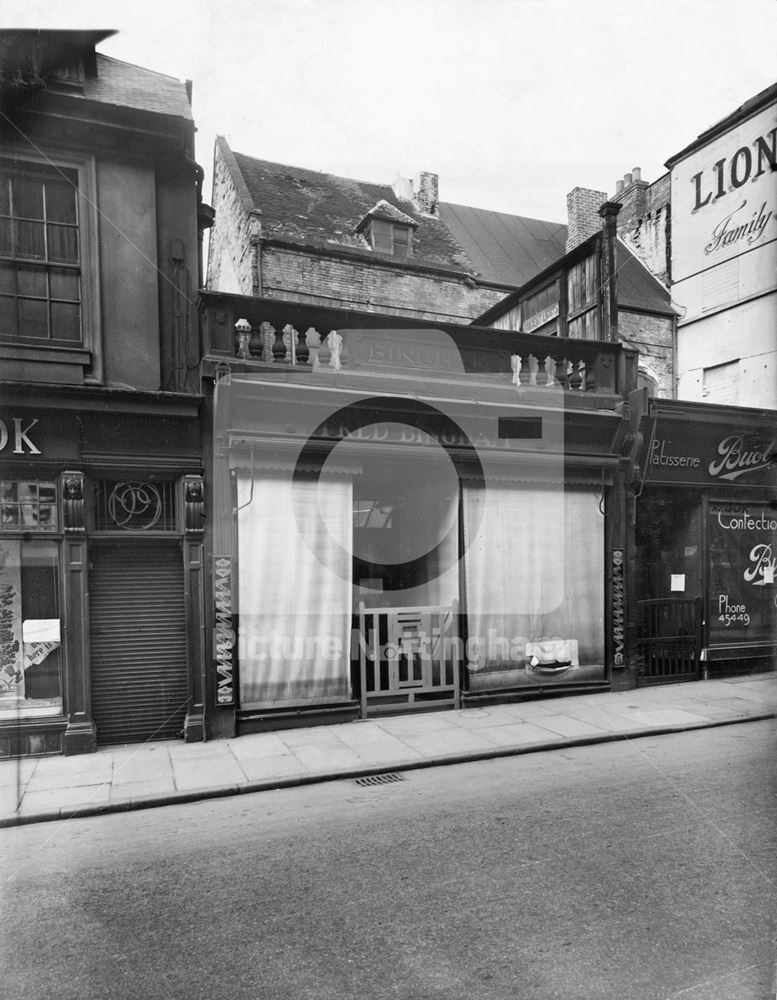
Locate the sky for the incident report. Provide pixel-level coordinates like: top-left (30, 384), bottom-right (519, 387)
top-left (3, 0), bottom-right (777, 222)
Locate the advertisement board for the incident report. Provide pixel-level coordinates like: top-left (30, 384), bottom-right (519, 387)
top-left (671, 102), bottom-right (777, 288)
top-left (708, 502), bottom-right (777, 647)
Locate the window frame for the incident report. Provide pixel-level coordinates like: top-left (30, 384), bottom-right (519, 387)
top-left (369, 218), bottom-right (413, 259)
top-left (0, 150), bottom-right (101, 380)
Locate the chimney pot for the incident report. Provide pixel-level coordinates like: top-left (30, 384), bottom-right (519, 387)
top-left (623, 172), bottom-right (633, 187)
top-left (392, 177), bottom-right (413, 202)
top-left (615, 179), bottom-right (624, 194)
top-left (632, 167), bottom-right (642, 182)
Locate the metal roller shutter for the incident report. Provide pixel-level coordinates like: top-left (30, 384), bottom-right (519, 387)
top-left (89, 542), bottom-right (189, 745)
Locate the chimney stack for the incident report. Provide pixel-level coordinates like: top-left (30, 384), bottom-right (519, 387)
top-left (413, 172), bottom-right (439, 216)
top-left (566, 187), bottom-right (607, 252)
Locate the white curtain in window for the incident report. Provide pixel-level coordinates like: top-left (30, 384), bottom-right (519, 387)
top-left (237, 472), bottom-right (353, 707)
top-left (463, 485), bottom-right (603, 667)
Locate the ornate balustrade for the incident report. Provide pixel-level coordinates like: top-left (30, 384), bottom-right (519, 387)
top-left (199, 292), bottom-right (636, 399)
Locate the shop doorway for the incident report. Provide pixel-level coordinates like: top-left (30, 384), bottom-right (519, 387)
top-left (352, 458), bottom-right (462, 713)
top-left (636, 597), bottom-right (702, 685)
top-left (89, 541), bottom-right (189, 744)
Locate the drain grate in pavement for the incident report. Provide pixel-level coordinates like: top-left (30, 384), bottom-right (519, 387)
top-left (354, 772), bottom-right (405, 787)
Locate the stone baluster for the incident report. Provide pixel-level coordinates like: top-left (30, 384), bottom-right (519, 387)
top-left (543, 355), bottom-right (557, 387)
top-left (272, 325), bottom-right (287, 363)
top-left (306, 328), bottom-right (322, 368)
top-left (568, 359), bottom-right (584, 391)
top-left (283, 325), bottom-right (299, 364)
top-left (558, 355), bottom-right (571, 391)
top-left (260, 322), bottom-right (275, 362)
top-left (535, 355), bottom-right (551, 387)
top-left (296, 327), bottom-right (310, 365)
top-left (318, 330), bottom-right (332, 368)
top-left (328, 330), bottom-right (343, 370)
top-left (510, 354), bottom-right (521, 387)
top-left (235, 317), bottom-right (251, 359)
top-left (250, 322), bottom-right (265, 360)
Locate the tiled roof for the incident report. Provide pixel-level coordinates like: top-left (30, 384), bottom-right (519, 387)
top-left (80, 54), bottom-right (192, 120)
top-left (231, 151), bottom-right (476, 273)
top-left (225, 143), bottom-right (673, 315)
top-left (357, 199), bottom-right (418, 229)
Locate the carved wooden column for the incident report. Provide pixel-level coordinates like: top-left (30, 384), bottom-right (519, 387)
top-left (60, 470), bottom-right (97, 755)
top-left (182, 474), bottom-right (206, 742)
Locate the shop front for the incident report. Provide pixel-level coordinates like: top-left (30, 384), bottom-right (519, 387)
top-left (205, 314), bottom-right (633, 735)
top-left (0, 389), bottom-right (205, 756)
top-left (635, 399), bottom-right (777, 681)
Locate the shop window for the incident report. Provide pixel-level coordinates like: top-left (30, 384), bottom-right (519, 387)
top-left (0, 161), bottom-right (82, 344)
top-left (0, 539), bottom-right (62, 718)
top-left (463, 485), bottom-right (605, 687)
top-left (92, 480), bottom-right (178, 532)
top-left (0, 479), bottom-right (58, 532)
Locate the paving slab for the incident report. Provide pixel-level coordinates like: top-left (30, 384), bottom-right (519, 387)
top-left (0, 671), bottom-right (773, 827)
top-left (173, 757), bottom-right (247, 791)
top-left (477, 721), bottom-right (563, 746)
top-left (289, 743), bottom-right (365, 772)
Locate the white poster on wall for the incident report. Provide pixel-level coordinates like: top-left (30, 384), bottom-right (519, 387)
top-left (0, 539), bottom-right (23, 699)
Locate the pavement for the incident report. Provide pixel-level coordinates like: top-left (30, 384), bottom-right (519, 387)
top-left (1, 672), bottom-right (775, 828)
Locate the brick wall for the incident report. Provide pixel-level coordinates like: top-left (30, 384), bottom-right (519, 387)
top-left (614, 174), bottom-right (671, 285)
top-left (566, 187), bottom-right (607, 251)
top-left (261, 246), bottom-right (507, 323)
top-left (618, 309), bottom-right (674, 397)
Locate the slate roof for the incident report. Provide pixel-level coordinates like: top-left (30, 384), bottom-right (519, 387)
top-left (223, 141), bottom-right (673, 315)
top-left (0, 30), bottom-right (192, 121)
top-left (615, 241), bottom-right (675, 315)
top-left (79, 54), bottom-right (193, 120)
top-left (231, 150), bottom-right (476, 274)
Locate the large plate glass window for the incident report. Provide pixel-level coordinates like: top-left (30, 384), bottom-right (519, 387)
top-left (0, 539), bottom-right (62, 718)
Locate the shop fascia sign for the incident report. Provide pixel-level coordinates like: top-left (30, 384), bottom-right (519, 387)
top-left (648, 427), bottom-right (776, 483)
top-left (0, 417), bottom-right (42, 455)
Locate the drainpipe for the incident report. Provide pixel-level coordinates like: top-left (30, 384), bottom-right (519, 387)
top-left (248, 210), bottom-right (263, 296)
top-left (598, 201), bottom-right (621, 342)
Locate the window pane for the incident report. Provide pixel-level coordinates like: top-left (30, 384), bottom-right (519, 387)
top-left (50, 268), bottom-right (80, 301)
top-left (1, 505), bottom-right (19, 527)
top-left (50, 301), bottom-right (81, 341)
top-left (0, 263), bottom-right (15, 293)
top-left (0, 294), bottom-right (17, 337)
top-left (13, 178), bottom-right (44, 219)
top-left (18, 297), bottom-right (48, 338)
top-left (0, 218), bottom-right (11, 255)
top-left (47, 224), bottom-right (79, 263)
top-left (17, 266), bottom-right (47, 298)
top-left (14, 220), bottom-right (45, 259)
top-left (45, 179), bottom-right (77, 223)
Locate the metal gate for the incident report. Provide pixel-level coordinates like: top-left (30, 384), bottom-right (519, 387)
top-left (636, 597), bottom-right (701, 685)
top-left (357, 603), bottom-right (460, 715)
top-left (89, 542), bottom-right (189, 744)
